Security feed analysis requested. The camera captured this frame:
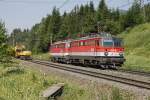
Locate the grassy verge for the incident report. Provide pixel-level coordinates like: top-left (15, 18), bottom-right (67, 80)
top-left (0, 62), bottom-right (134, 100)
top-left (121, 55), bottom-right (150, 72)
top-left (119, 23), bottom-right (150, 72)
top-left (0, 63), bottom-right (50, 100)
top-left (32, 53), bottom-right (50, 61)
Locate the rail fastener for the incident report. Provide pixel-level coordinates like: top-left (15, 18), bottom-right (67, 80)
top-left (40, 83), bottom-right (65, 100)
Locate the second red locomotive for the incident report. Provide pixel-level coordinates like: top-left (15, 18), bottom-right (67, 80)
top-left (50, 33), bottom-right (125, 69)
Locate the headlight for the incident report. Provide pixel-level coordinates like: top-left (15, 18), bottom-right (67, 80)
top-left (104, 52), bottom-right (108, 56)
top-left (119, 52), bottom-right (123, 56)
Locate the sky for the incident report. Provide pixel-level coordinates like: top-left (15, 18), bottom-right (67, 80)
top-left (0, 0), bottom-right (134, 34)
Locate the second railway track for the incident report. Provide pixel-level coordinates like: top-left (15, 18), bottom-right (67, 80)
top-left (29, 59), bottom-right (150, 90)
top-left (118, 69), bottom-right (150, 77)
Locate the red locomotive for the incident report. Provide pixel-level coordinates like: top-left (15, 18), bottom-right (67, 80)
top-left (49, 33), bottom-right (125, 69)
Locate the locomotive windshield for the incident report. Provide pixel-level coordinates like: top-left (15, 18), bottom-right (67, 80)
top-left (103, 39), bottom-right (113, 47)
top-left (113, 38), bottom-right (123, 47)
top-left (102, 38), bottom-right (123, 47)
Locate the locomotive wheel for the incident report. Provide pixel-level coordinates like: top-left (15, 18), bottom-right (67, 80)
top-left (66, 60), bottom-right (70, 64)
top-left (100, 65), bottom-right (108, 69)
top-left (20, 56), bottom-right (23, 60)
top-left (51, 57), bottom-right (56, 63)
top-left (53, 58), bottom-right (56, 62)
top-left (111, 64), bottom-right (118, 70)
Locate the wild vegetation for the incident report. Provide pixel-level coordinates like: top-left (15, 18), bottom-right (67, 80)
top-left (8, 0), bottom-right (150, 53)
top-left (119, 23), bottom-right (150, 72)
top-left (32, 53), bottom-right (51, 61)
top-left (0, 62), bottom-right (134, 100)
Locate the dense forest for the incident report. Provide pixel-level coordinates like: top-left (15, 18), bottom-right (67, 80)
top-left (8, 0), bottom-right (150, 53)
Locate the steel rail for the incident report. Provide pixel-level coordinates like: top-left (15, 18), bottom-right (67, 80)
top-left (30, 60), bottom-right (150, 90)
top-left (118, 69), bottom-right (150, 77)
top-left (35, 59), bottom-right (150, 77)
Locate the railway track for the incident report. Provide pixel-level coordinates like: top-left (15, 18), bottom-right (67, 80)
top-left (118, 69), bottom-right (150, 77)
top-left (29, 59), bottom-right (150, 90)
top-left (33, 59), bottom-right (150, 77)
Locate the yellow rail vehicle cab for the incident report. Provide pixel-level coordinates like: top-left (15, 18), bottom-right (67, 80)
top-left (15, 45), bottom-right (32, 60)
top-left (16, 51), bottom-right (31, 57)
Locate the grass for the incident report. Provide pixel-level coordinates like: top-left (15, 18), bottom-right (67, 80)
top-left (0, 64), bottom-right (50, 100)
top-left (32, 53), bottom-right (50, 61)
top-left (0, 62), bottom-right (134, 100)
top-left (119, 23), bottom-right (150, 72)
top-left (122, 55), bottom-right (150, 72)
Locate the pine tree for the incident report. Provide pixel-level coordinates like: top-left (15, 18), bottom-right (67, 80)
top-left (82, 2), bottom-right (96, 33)
top-left (0, 21), bottom-right (11, 63)
top-left (0, 22), bottom-right (6, 45)
top-left (97, 0), bottom-right (111, 32)
top-left (47, 7), bottom-right (61, 42)
top-left (89, 1), bottom-right (95, 13)
top-left (124, 2), bottom-right (144, 28)
top-left (97, 0), bottom-right (110, 21)
top-left (59, 12), bottom-right (70, 40)
top-left (111, 8), bottom-right (120, 21)
top-left (145, 3), bottom-right (150, 22)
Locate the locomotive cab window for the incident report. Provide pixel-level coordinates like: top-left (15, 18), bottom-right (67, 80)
top-left (80, 41), bottom-right (84, 46)
top-left (113, 38), bottom-right (123, 47)
top-left (57, 43), bottom-right (65, 48)
top-left (66, 42), bottom-right (70, 48)
top-left (16, 49), bottom-right (21, 52)
top-left (71, 41), bottom-right (79, 47)
top-left (96, 40), bottom-right (100, 46)
top-left (50, 45), bottom-right (53, 49)
top-left (103, 39), bottom-right (113, 47)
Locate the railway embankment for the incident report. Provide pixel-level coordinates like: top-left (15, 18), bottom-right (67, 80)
top-left (0, 62), bottom-right (92, 100)
top-left (21, 60), bottom-right (150, 100)
top-left (0, 61), bottom-right (136, 100)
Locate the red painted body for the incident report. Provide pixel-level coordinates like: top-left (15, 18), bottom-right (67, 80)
top-left (50, 34), bottom-right (125, 68)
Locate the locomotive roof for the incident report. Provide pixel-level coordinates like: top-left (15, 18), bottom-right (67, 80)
top-left (52, 33), bottom-right (121, 45)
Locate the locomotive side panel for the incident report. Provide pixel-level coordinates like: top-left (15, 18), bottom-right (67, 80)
top-left (49, 35), bottom-right (125, 68)
top-left (69, 38), bottom-right (100, 57)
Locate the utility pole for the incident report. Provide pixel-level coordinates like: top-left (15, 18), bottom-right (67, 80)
top-left (50, 33), bottom-right (53, 45)
top-left (49, 32), bottom-right (53, 45)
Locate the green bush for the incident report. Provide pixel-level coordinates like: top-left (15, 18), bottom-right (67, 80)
top-left (119, 23), bottom-right (150, 72)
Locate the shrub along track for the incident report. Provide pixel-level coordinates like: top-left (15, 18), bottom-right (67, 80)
top-left (28, 59), bottom-right (150, 90)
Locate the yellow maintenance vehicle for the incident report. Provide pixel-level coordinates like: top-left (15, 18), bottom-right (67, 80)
top-left (14, 44), bottom-right (32, 60)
